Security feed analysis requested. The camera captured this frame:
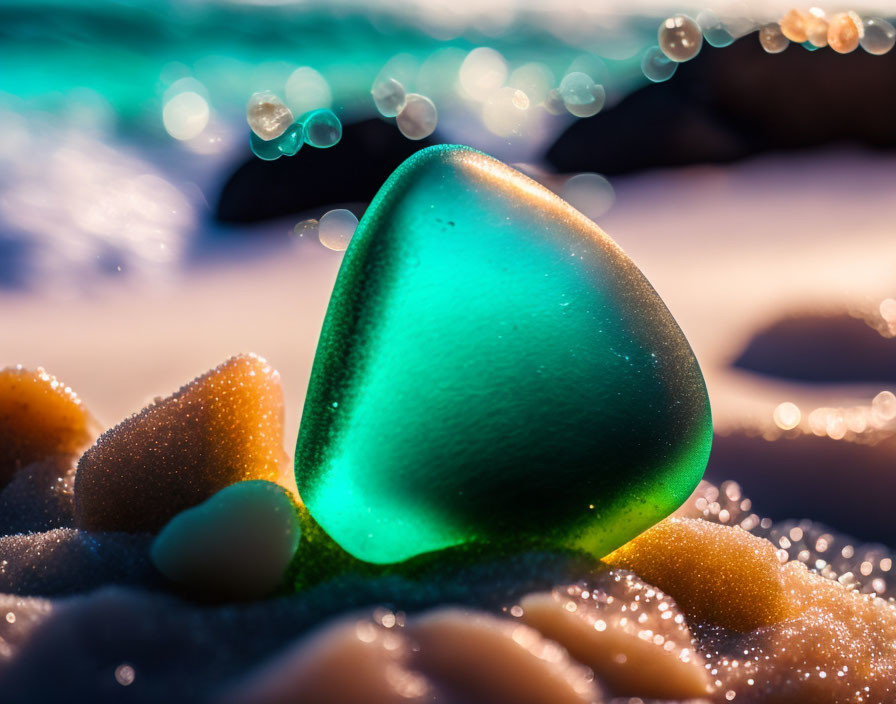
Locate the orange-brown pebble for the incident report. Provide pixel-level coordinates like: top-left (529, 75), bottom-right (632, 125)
top-left (0, 366), bottom-right (94, 489)
top-left (780, 9), bottom-right (809, 42)
top-left (828, 12), bottom-right (862, 53)
top-left (74, 353), bottom-right (289, 533)
top-left (519, 579), bottom-right (712, 699)
top-left (603, 517), bottom-right (794, 631)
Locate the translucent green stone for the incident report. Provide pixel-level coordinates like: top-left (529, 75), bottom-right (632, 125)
top-left (296, 145), bottom-right (712, 565)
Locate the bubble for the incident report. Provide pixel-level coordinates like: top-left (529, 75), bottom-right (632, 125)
top-left (641, 46), bottom-right (678, 83)
top-left (114, 664), bottom-right (135, 687)
top-left (396, 93), bottom-right (438, 140)
top-left (250, 122), bottom-right (303, 161)
top-left (292, 219), bottom-right (319, 240)
top-left (302, 109), bottom-right (342, 148)
top-left (249, 132), bottom-right (282, 161)
top-left (759, 23), bottom-right (790, 53)
top-left (482, 87), bottom-right (529, 137)
top-left (459, 47), bottom-right (508, 101)
top-left (371, 78), bottom-right (406, 118)
top-left (558, 72), bottom-right (605, 118)
top-left (245, 91), bottom-right (293, 141)
top-left (561, 173), bottom-right (615, 221)
top-left (872, 391), bottom-right (896, 422)
top-left (285, 67), bottom-right (332, 115)
top-left (162, 92), bottom-right (209, 141)
top-left (658, 15), bottom-right (703, 62)
top-left (806, 12), bottom-right (829, 47)
top-left (780, 9), bottom-right (810, 42)
top-left (773, 402), bottom-right (801, 430)
top-left (861, 17), bottom-right (896, 55)
top-left (279, 123), bottom-right (304, 156)
top-left (318, 209), bottom-right (359, 251)
top-left (828, 12), bottom-right (862, 54)
top-left (697, 10), bottom-right (734, 47)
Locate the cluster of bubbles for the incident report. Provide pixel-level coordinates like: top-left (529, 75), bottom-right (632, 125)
top-left (371, 77), bottom-right (438, 141)
top-left (293, 209), bottom-right (359, 252)
top-left (640, 14), bottom-right (705, 84)
top-left (246, 91), bottom-right (341, 161)
top-left (373, 48), bottom-right (610, 142)
top-left (643, 8), bottom-right (895, 84)
top-left (769, 390), bottom-right (896, 442)
top-left (774, 8), bottom-right (895, 54)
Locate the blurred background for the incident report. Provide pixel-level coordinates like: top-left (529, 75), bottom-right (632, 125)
top-left (3, 0), bottom-right (896, 545)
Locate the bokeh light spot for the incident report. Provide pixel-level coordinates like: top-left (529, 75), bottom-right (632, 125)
top-left (773, 402), bottom-right (801, 430)
top-left (285, 67), bottom-right (332, 115)
top-left (162, 91), bottom-right (209, 141)
top-left (561, 173), bottom-right (615, 221)
top-left (459, 47), bottom-right (507, 101)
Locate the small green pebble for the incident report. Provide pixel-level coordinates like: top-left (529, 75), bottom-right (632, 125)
top-left (151, 480), bottom-right (301, 599)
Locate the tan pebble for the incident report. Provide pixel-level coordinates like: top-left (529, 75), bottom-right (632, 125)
top-left (759, 23), bottom-right (790, 54)
top-left (828, 12), bottom-right (862, 53)
top-left (223, 617), bottom-right (428, 704)
top-left (74, 354), bottom-right (289, 532)
top-left (806, 15), bottom-right (829, 46)
top-left (520, 587), bottom-right (712, 699)
top-left (409, 609), bottom-right (601, 704)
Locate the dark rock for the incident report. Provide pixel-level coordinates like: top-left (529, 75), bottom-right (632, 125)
top-left (732, 313), bottom-right (896, 383)
top-left (547, 37), bottom-right (896, 174)
top-left (708, 432), bottom-right (896, 546)
top-left (216, 118), bottom-right (437, 224)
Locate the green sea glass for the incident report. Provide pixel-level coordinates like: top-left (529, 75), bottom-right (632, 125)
top-left (296, 145), bottom-right (712, 565)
